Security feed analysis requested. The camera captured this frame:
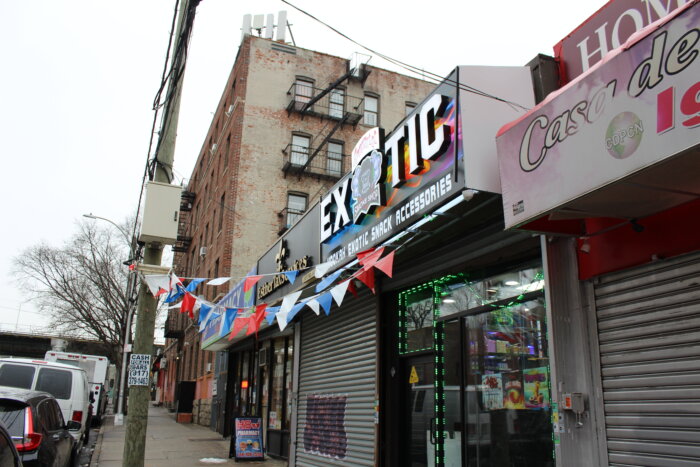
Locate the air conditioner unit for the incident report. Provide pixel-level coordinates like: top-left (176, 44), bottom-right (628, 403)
top-left (206, 362), bottom-right (212, 373)
top-left (199, 246), bottom-right (207, 257)
top-left (226, 99), bottom-right (239, 117)
top-left (160, 357), bottom-right (167, 370)
top-left (210, 143), bottom-right (218, 154)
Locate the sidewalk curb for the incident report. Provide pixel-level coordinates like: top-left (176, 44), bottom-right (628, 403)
top-left (89, 415), bottom-right (112, 467)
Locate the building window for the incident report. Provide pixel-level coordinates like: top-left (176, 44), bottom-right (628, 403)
top-left (294, 77), bottom-right (314, 110)
top-left (218, 194), bottom-right (225, 231)
top-left (329, 87), bottom-right (345, 119)
top-left (327, 141), bottom-right (343, 176)
top-left (286, 193), bottom-right (307, 228)
top-left (364, 94), bottom-right (378, 126)
top-left (405, 101), bottom-right (417, 116)
top-left (290, 134), bottom-right (310, 166)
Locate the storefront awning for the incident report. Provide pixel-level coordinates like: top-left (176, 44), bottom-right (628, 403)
top-left (496, 1), bottom-right (700, 234)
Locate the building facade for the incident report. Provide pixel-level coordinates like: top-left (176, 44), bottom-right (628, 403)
top-left (161, 31), bottom-right (433, 434)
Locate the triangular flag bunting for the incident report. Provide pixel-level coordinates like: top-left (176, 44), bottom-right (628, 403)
top-left (244, 275), bottom-right (263, 292)
top-left (280, 291), bottom-right (303, 315)
top-left (154, 287), bottom-right (167, 297)
top-left (358, 247), bottom-right (385, 268)
top-left (265, 306), bottom-right (280, 325)
top-left (318, 293), bottom-right (333, 316)
top-left (354, 268), bottom-right (376, 293)
top-left (283, 270), bottom-right (299, 284)
top-left (198, 303), bottom-right (213, 325)
top-left (374, 251), bottom-right (395, 278)
top-left (314, 261), bottom-right (334, 278)
top-left (181, 292), bottom-right (196, 319)
top-left (306, 298), bottom-right (320, 315)
top-left (347, 279), bottom-right (358, 298)
top-left (228, 317), bottom-right (249, 340)
top-left (286, 301), bottom-right (306, 323)
top-left (276, 310), bottom-right (291, 332)
top-left (207, 277), bottom-right (231, 286)
top-left (219, 308), bottom-right (238, 337)
top-left (185, 278), bottom-right (206, 293)
top-left (330, 279), bottom-right (351, 307)
top-left (315, 268), bottom-right (344, 293)
top-left (143, 275), bottom-right (170, 296)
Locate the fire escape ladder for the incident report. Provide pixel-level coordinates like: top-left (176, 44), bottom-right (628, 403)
top-left (301, 113), bottom-right (349, 173)
top-left (300, 68), bottom-right (355, 114)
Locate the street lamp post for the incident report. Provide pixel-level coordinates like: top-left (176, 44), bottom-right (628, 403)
top-left (83, 213), bottom-right (137, 425)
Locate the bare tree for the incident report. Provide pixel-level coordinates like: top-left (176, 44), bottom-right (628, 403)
top-left (13, 220), bottom-right (134, 367)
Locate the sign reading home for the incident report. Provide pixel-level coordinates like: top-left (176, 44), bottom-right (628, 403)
top-left (320, 70), bottom-right (462, 270)
top-left (127, 354), bottom-right (151, 387)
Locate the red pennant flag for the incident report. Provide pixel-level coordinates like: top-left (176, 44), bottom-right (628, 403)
top-left (244, 275), bottom-right (263, 292)
top-left (180, 293), bottom-right (196, 319)
top-left (347, 279), bottom-right (358, 298)
top-left (354, 268), bottom-right (376, 293)
top-left (247, 304), bottom-right (269, 336)
top-left (228, 317), bottom-right (249, 340)
top-left (154, 287), bottom-right (167, 297)
top-left (358, 247), bottom-right (385, 268)
top-left (374, 251), bottom-right (395, 278)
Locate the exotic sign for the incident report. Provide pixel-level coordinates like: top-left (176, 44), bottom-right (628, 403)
top-left (320, 70), bottom-right (462, 268)
top-left (497, 2), bottom-right (700, 229)
top-left (554, 0), bottom-right (689, 83)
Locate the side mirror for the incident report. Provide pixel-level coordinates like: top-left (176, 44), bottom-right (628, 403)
top-left (66, 420), bottom-right (82, 431)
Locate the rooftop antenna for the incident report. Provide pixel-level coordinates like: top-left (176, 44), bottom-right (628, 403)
top-left (276, 10), bottom-right (287, 42)
top-left (264, 14), bottom-right (274, 39)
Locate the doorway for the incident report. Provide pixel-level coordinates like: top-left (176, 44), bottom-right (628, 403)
top-left (400, 353), bottom-right (435, 466)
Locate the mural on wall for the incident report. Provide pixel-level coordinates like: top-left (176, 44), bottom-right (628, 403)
top-left (303, 394), bottom-right (348, 459)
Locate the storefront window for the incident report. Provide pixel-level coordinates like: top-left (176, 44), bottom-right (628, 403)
top-left (400, 286), bottom-right (435, 354)
top-left (269, 337), bottom-right (286, 430)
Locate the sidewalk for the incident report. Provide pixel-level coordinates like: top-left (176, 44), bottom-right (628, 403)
top-left (91, 406), bottom-right (288, 467)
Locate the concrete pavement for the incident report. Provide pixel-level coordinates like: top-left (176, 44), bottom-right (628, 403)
top-left (91, 406), bottom-right (288, 467)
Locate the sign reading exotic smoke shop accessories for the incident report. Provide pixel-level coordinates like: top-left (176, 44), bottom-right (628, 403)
top-left (320, 70), bottom-right (463, 268)
top-left (554, 0), bottom-right (689, 83)
top-left (497, 2), bottom-right (700, 230)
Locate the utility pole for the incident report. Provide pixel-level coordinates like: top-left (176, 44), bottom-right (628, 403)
top-left (122, 1), bottom-right (194, 465)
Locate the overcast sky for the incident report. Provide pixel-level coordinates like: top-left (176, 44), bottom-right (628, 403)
top-left (0, 0), bottom-right (608, 334)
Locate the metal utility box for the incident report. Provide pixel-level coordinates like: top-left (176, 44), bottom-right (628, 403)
top-left (139, 181), bottom-right (181, 245)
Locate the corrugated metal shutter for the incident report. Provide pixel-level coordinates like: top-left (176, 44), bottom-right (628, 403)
top-left (594, 251), bottom-right (700, 466)
top-left (295, 290), bottom-right (376, 466)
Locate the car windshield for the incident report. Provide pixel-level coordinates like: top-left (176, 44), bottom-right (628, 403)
top-left (36, 368), bottom-right (72, 400)
top-left (0, 400), bottom-right (27, 438)
top-left (0, 364), bottom-right (35, 389)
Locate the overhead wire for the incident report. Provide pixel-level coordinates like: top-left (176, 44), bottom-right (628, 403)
top-left (280, 0), bottom-right (531, 111)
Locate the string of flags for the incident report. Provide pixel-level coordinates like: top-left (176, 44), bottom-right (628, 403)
top-left (142, 246), bottom-right (396, 340)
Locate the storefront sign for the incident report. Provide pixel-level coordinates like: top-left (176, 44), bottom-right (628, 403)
top-left (320, 70), bottom-right (463, 269)
top-left (554, 0), bottom-right (689, 83)
top-left (230, 417), bottom-right (264, 460)
top-left (497, 3), bottom-right (700, 230)
top-left (257, 239), bottom-right (311, 301)
top-left (127, 354), bottom-right (151, 387)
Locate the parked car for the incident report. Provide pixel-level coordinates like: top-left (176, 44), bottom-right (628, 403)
top-left (0, 387), bottom-right (80, 466)
top-left (0, 419), bottom-right (22, 467)
top-left (0, 358), bottom-right (90, 450)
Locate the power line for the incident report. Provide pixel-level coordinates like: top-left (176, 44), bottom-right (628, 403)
top-left (280, 0), bottom-right (530, 111)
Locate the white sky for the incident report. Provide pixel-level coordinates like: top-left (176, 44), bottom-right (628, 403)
top-left (0, 0), bottom-right (608, 334)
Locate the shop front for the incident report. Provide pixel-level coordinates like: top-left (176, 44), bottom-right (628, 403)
top-left (496, 3), bottom-right (700, 465)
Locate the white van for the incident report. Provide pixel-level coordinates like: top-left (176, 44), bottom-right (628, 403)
top-left (0, 357), bottom-right (90, 449)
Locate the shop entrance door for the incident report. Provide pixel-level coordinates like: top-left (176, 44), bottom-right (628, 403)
top-left (401, 354), bottom-right (435, 466)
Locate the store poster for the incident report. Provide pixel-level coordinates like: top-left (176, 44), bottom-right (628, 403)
top-left (481, 373), bottom-right (504, 410)
top-left (231, 417), bottom-right (264, 460)
top-left (524, 367), bottom-right (550, 409)
top-left (503, 371), bottom-right (525, 409)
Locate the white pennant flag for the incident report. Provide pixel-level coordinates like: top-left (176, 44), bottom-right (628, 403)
top-left (314, 261), bottom-right (334, 278)
top-left (277, 290), bottom-right (302, 332)
top-left (305, 299), bottom-right (321, 315)
top-left (207, 277), bottom-right (231, 286)
top-left (330, 280), bottom-right (351, 307)
top-left (143, 274), bottom-right (170, 296)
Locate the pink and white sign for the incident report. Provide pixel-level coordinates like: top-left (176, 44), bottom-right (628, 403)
top-left (497, 2), bottom-right (700, 230)
top-left (351, 127), bottom-right (383, 170)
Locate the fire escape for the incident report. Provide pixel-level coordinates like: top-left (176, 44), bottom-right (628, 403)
top-left (165, 189), bottom-right (195, 339)
top-left (283, 63), bottom-right (370, 180)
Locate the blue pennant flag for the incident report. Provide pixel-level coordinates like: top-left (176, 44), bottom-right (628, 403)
top-left (318, 293), bottom-right (333, 316)
top-left (283, 270), bottom-right (299, 284)
top-left (265, 306), bottom-right (280, 325)
top-left (185, 278), bottom-right (206, 293)
top-left (219, 308), bottom-right (239, 337)
top-left (287, 301), bottom-right (306, 322)
top-left (198, 303), bottom-right (213, 325)
top-left (164, 284), bottom-right (185, 304)
top-left (315, 268), bottom-right (344, 293)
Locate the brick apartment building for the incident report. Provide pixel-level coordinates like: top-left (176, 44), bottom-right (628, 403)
top-left (161, 30), bottom-right (433, 432)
